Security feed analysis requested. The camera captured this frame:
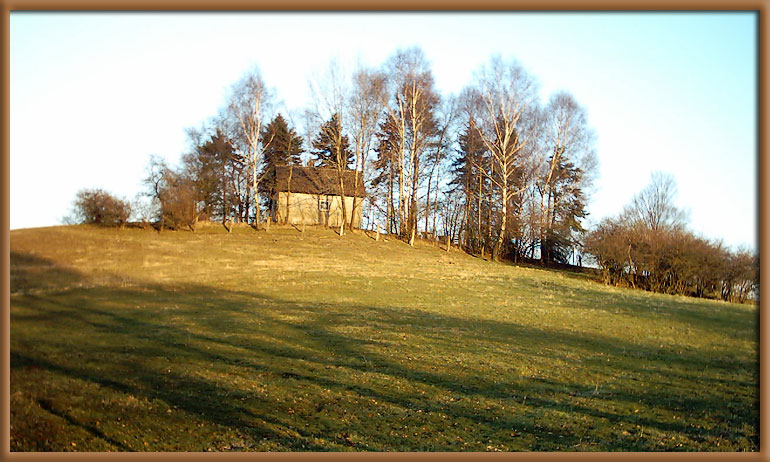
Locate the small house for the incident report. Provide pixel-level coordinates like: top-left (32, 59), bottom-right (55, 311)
top-left (272, 166), bottom-right (366, 228)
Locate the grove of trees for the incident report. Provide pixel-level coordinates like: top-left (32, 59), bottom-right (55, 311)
top-left (68, 46), bottom-right (757, 302)
top-left (132, 48), bottom-right (599, 265)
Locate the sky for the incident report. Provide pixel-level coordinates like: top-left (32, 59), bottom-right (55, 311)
top-left (10, 12), bottom-right (758, 251)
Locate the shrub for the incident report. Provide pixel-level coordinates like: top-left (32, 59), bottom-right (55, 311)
top-left (72, 188), bottom-right (131, 227)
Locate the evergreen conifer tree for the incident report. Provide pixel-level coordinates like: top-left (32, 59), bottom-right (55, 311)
top-left (311, 113), bottom-right (353, 168)
top-left (371, 115), bottom-right (402, 234)
top-left (451, 116), bottom-right (487, 250)
top-left (259, 114), bottom-right (304, 216)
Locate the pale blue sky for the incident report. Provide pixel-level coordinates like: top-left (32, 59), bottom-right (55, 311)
top-left (10, 12), bottom-right (757, 251)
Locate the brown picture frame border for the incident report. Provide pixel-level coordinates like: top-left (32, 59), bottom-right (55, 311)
top-left (0, 5), bottom-right (765, 461)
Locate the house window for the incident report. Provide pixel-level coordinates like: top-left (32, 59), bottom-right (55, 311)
top-left (319, 198), bottom-right (330, 211)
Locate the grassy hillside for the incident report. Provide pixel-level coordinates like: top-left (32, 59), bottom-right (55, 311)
top-left (10, 224), bottom-right (758, 451)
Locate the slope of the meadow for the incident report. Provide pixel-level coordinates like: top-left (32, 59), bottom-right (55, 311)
top-left (9, 224), bottom-right (758, 451)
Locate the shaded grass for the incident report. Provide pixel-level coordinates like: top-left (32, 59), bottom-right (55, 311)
top-left (10, 224), bottom-right (758, 451)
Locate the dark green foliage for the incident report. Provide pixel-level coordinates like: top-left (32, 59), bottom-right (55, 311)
top-left (144, 131), bottom-right (241, 230)
top-left (371, 114), bottom-right (402, 234)
top-left (311, 113), bottom-right (353, 169)
top-left (540, 157), bottom-right (588, 265)
top-left (71, 189), bottom-right (131, 227)
top-left (182, 130), bottom-right (238, 222)
top-left (261, 114), bottom-right (304, 168)
top-left (259, 114), bottom-right (304, 216)
top-left (451, 116), bottom-right (489, 252)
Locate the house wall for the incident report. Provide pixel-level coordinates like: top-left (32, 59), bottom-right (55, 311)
top-left (276, 192), bottom-right (363, 228)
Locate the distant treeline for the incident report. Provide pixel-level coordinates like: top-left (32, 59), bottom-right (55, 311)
top-left (67, 46), bottom-right (757, 302)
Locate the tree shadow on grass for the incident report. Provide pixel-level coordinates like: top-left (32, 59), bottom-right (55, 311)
top-left (290, 308), bottom-right (756, 449)
top-left (10, 251), bottom-right (758, 451)
top-left (34, 398), bottom-right (133, 451)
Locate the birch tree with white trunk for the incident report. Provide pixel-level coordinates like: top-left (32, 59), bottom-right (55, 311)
top-left (472, 56), bottom-right (539, 260)
top-left (348, 65), bottom-right (387, 234)
top-left (383, 47), bottom-right (439, 245)
top-left (228, 68), bottom-right (273, 230)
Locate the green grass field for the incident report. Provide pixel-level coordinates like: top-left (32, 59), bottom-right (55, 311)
top-left (10, 224), bottom-right (758, 451)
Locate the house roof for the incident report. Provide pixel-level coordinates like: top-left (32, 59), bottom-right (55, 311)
top-left (274, 166), bottom-right (367, 198)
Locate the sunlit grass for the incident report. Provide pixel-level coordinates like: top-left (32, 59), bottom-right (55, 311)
top-left (10, 224), bottom-right (758, 451)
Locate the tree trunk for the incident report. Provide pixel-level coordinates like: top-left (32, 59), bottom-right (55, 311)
top-left (351, 183), bottom-right (359, 230)
top-left (253, 155), bottom-right (261, 230)
top-left (337, 168), bottom-right (347, 237)
top-left (398, 158), bottom-right (405, 238)
top-left (539, 187), bottom-right (548, 265)
top-left (222, 164), bottom-right (228, 228)
top-left (425, 173), bottom-right (432, 235)
top-left (477, 174), bottom-right (482, 253)
top-left (352, 132), bottom-right (363, 232)
top-left (408, 120), bottom-right (420, 245)
top-left (462, 198), bottom-right (470, 248)
top-left (493, 183), bottom-right (507, 261)
top-left (286, 166), bottom-right (293, 225)
top-left (388, 168), bottom-right (394, 235)
top-left (430, 125), bottom-right (447, 238)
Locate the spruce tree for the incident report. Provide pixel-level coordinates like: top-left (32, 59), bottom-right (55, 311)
top-left (371, 115), bottom-right (402, 234)
top-left (543, 158), bottom-right (588, 264)
top-left (451, 116), bottom-right (487, 251)
top-left (311, 113), bottom-right (353, 168)
top-left (259, 114), bottom-right (304, 215)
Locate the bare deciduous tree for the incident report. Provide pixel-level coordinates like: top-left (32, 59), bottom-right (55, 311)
top-left (584, 172), bottom-right (756, 302)
top-left (228, 68), bottom-right (273, 229)
top-left (383, 47), bottom-right (440, 245)
top-left (71, 188), bottom-right (131, 228)
top-left (472, 56), bottom-right (539, 260)
top-left (348, 65), bottom-right (387, 233)
top-left (624, 171), bottom-right (687, 232)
